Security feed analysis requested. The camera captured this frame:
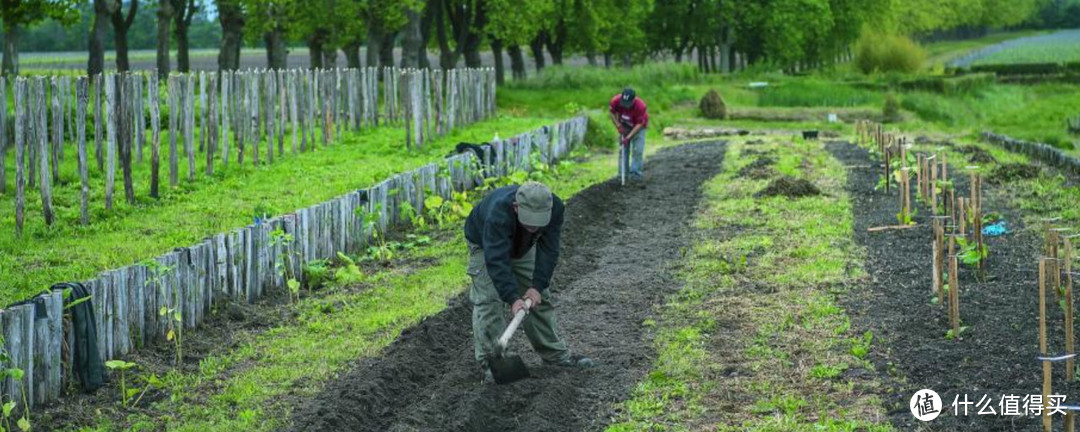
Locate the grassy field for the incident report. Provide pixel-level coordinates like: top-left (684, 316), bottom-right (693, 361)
top-left (969, 29), bottom-right (1080, 65)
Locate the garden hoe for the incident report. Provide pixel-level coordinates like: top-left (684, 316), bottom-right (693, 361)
top-left (488, 299), bottom-right (533, 384)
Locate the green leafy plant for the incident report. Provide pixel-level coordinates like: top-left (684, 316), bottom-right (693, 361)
top-left (356, 204), bottom-right (393, 262)
top-left (105, 360), bottom-right (139, 408)
top-left (303, 259), bottom-right (331, 290)
top-left (945, 326), bottom-right (969, 340)
top-left (850, 330), bottom-right (873, 359)
top-left (399, 201), bottom-right (428, 231)
top-left (896, 207), bottom-right (918, 225)
top-left (955, 236), bottom-right (989, 266)
top-left (270, 228), bottom-right (302, 303)
top-left (332, 252), bottom-right (366, 288)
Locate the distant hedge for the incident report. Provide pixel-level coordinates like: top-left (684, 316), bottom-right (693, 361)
top-left (898, 73), bottom-right (997, 95)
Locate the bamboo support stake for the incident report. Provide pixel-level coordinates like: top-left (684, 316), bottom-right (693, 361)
top-left (1040, 258), bottom-right (1052, 432)
top-left (948, 234), bottom-right (960, 337)
top-left (1066, 238), bottom-right (1076, 432)
top-left (933, 218), bottom-right (945, 304)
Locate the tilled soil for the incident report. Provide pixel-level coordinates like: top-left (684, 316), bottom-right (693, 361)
top-left (287, 141), bottom-right (728, 432)
top-left (829, 142), bottom-right (1078, 431)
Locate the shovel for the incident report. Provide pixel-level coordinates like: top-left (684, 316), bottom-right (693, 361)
top-left (619, 136), bottom-right (627, 186)
top-left (488, 298), bottom-right (533, 384)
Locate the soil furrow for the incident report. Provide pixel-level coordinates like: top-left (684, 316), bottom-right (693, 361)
top-left (288, 141), bottom-right (727, 432)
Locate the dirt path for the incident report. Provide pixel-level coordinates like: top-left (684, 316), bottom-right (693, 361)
top-left (287, 141), bottom-right (727, 432)
top-left (829, 142), bottom-right (1076, 431)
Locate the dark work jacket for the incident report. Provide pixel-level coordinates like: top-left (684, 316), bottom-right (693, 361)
top-left (53, 282), bottom-right (105, 392)
top-left (464, 185), bottom-right (564, 304)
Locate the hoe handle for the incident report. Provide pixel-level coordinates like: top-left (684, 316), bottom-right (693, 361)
top-left (497, 298), bottom-right (534, 348)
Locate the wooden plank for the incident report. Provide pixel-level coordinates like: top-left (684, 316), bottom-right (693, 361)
top-left (221, 70), bottom-right (230, 168)
top-left (3, 308), bottom-right (19, 404)
top-left (104, 75), bottom-right (117, 210)
top-left (266, 70), bottom-right (276, 163)
top-left (245, 226), bottom-right (257, 303)
top-left (128, 265), bottom-right (144, 350)
top-left (14, 79), bottom-right (26, 236)
top-left (33, 296), bottom-right (47, 406)
top-left (168, 75), bottom-right (179, 187)
top-left (49, 77), bottom-right (60, 183)
top-left (185, 74), bottom-right (196, 180)
top-left (288, 70), bottom-right (298, 154)
top-left (199, 71), bottom-right (207, 153)
top-left (19, 304), bottom-right (33, 407)
top-left (47, 289), bottom-right (62, 402)
top-left (149, 73), bottom-right (161, 198)
top-left (133, 73), bottom-right (144, 164)
top-left (215, 233), bottom-right (227, 299)
top-left (76, 77), bottom-right (89, 224)
top-left (119, 75), bottom-right (135, 205)
top-left (205, 73), bottom-right (215, 176)
top-left (114, 267), bottom-right (130, 357)
top-left (37, 78), bottom-right (54, 224)
top-left (249, 72), bottom-right (259, 166)
top-left (0, 76), bottom-right (6, 195)
top-left (93, 74), bottom-right (103, 172)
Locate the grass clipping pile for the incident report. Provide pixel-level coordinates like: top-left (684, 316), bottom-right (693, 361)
top-left (755, 176), bottom-right (822, 198)
top-left (737, 157), bottom-right (778, 180)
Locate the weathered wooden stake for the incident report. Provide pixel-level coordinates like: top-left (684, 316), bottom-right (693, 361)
top-left (149, 75), bottom-right (161, 199)
top-left (37, 78), bottom-right (55, 224)
top-left (76, 77), bottom-right (89, 225)
top-left (168, 75), bottom-right (179, 187)
top-left (14, 79), bottom-right (26, 236)
top-left (948, 234), bottom-right (960, 338)
top-left (185, 74), bottom-right (196, 180)
top-left (119, 75), bottom-right (135, 205)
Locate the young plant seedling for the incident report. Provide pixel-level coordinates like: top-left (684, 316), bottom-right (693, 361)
top-left (104, 360), bottom-right (138, 408)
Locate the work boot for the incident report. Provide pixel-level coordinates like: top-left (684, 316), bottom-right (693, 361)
top-left (544, 353), bottom-right (596, 368)
top-left (480, 361), bottom-right (495, 385)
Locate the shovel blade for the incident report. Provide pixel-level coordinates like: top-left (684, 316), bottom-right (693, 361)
top-left (490, 355), bottom-right (530, 384)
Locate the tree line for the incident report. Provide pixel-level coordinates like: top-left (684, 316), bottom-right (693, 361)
top-left (0, 0), bottom-right (1075, 81)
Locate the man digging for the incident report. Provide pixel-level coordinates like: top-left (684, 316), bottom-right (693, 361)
top-left (609, 87), bottom-right (649, 184)
top-left (464, 181), bottom-right (596, 384)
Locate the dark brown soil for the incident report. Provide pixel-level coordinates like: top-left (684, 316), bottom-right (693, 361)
top-left (754, 176), bottom-right (821, 198)
top-left (286, 142), bottom-right (728, 432)
top-left (959, 145), bottom-right (999, 164)
top-left (828, 141), bottom-right (1077, 431)
top-left (989, 163), bottom-right (1042, 184)
top-left (737, 157), bottom-right (778, 180)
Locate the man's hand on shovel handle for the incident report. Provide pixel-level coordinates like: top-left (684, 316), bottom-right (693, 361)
top-left (524, 288), bottom-right (542, 308)
top-left (511, 299), bottom-right (528, 316)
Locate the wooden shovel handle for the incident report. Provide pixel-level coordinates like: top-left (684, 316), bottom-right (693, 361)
top-left (497, 298), bottom-right (533, 348)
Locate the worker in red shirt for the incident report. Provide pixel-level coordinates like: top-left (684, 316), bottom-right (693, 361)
top-left (609, 88), bottom-right (648, 182)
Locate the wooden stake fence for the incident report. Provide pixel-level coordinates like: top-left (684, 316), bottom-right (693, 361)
top-left (0, 114), bottom-right (588, 412)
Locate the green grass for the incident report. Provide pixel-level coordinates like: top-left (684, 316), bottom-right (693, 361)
top-left (0, 115), bottom-right (554, 306)
top-left (68, 134), bottom-right (619, 432)
top-left (922, 30), bottom-right (1046, 68)
top-left (605, 137), bottom-right (892, 431)
top-left (970, 29), bottom-right (1080, 65)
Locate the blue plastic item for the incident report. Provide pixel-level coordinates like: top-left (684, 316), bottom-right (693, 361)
top-left (982, 221), bottom-right (1008, 237)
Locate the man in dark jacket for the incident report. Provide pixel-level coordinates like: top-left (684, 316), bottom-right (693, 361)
top-left (464, 181), bottom-right (595, 382)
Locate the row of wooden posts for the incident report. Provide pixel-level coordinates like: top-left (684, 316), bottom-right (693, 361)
top-left (0, 115), bottom-right (586, 411)
top-left (856, 120), bottom-right (986, 341)
top-left (858, 121), bottom-right (1080, 431)
top-left (1038, 223), bottom-right (1080, 432)
top-left (0, 67), bottom-right (497, 236)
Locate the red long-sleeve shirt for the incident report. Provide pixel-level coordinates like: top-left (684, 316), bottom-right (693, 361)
top-left (609, 95), bottom-right (649, 129)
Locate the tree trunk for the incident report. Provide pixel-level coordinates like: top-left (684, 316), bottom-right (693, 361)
top-left (508, 44), bottom-right (525, 80)
top-left (491, 38), bottom-right (504, 85)
top-left (308, 39), bottom-right (323, 69)
top-left (217, 0), bottom-right (244, 71)
top-left (604, 52), bottom-right (612, 69)
top-left (544, 26), bottom-right (564, 65)
top-left (264, 28), bottom-right (286, 70)
top-left (400, 7), bottom-right (421, 68)
top-left (112, 0), bottom-right (139, 72)
top-left (365, 24), bottom-right (381, 69)
top-left (344, 41), bottom-right (361, 69)
top-left (419, 0), bottom-right (437, 69)
top-left (3, 24), bottom-right (20, 76)
top-left (323, 48), bottom-right (337, 68)
top-left (586, 51), bottom-right (597, 66)
top-left (157, 0), bottom-right (173, 79)
top-left (434, 0), bottom-right (453, 69)
top-left (88, 0), bottom-right (112, 76)
top-left (529, 34), bottom-right (545, 72)
top-left (174, 0), bottom-right (194, 72)
top-left (379, 32), bottom-right (395, 68)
